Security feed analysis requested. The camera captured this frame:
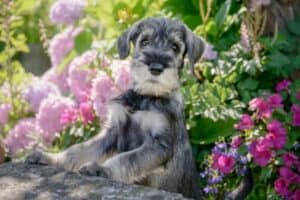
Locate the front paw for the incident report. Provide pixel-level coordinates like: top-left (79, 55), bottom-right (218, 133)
top-left (79, 162), bottom-right (109, 178)
top-left (25, 150), bottom-right (51, 165)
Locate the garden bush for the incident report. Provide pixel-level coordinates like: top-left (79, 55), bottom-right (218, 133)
top-left (0, 0), bottom-right (299, 199)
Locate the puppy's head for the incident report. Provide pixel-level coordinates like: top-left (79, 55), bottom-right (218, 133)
top-left (117, 17), bottom-right (204, 97)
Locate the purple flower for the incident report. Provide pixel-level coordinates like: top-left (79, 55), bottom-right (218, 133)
top-left (91, 72), bottom-right (117, 121)
top-left (49, 0), bottom-right (86, 25)
top-left (231, 136), bottom-right (243, 148)
top-left (4, 118), bottom-right (37, 156)
top-left (60, 107), bottom-right (78, 126)
top-left (68, 50), bottom-right (98, 102)
top-left (275, 79), bottom-right (291, 92)
top-left (79, 101), bottom-right (94, 125)
top-left (48, 27), bottom-right (81, 67)
top-left (202, 43), bottom-right (218, 60)
top-left (267, 94), bottom-right (283, 109)
top-left (36, 95), bottom-right (75, 143)
top-left (291, 104), bottom-right (300, 127)
top-left (22, 78), bottom-right (60, 113)
top-left (203, 186), bottom-right (218, 194)
top-left (111, 60), bottom-right (132, 92)
top-left (0, 104), bottom-right (11, 125)
top-left (42, 66), bottom-right (70, 95)
top-left (249, 98), bottom-right (272, 119)
top-left (234, 114), bottom-right (254, 131)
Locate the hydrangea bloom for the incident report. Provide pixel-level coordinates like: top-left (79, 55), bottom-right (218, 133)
top-left (234, 114), bottom-right (254, 131)
top-left (4, 118), bottom-right (37, 156)
top-left (42, 67), bottom-right (70, 94)
top-left (79, 101), bottom-right (94, 124)
top-left (0, 104), bottom-right (11, 125)
top-left (275, 79), bottom-right (291, 92)
top-left (22, 78), bottom-right (60, 113)
top-left (60, 107), bottom-right (78, 126)
top-left (202, 43), bottom-right (218, 60)
top-left (291, 104), bottom-right (300, 127)
top-left (36, 95), bottom-right (75, 143)
top-left (68, 50), bottom-right (97, 102)
top-left (111, 60), bottom-right (132, 92)
top-left (91, 72), bottom-right (117, 121)
top-left (49, 0), bottom-right (86, 25)
top-left (212, 153), bottom-right (235, 174)
top-left (48, 27), bottom-right (81, 67)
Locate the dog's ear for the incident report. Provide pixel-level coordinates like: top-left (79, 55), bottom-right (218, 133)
top-left (117, 24), bottom-right (139, 59)
top-left (184, 26), bottom-right (205, 73)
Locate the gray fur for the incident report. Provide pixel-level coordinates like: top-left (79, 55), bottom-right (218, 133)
top-left (26, 17), bottom-right (251, 200)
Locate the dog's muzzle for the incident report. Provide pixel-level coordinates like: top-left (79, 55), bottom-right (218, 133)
top-left (149, 63), bottom-right (164, 76)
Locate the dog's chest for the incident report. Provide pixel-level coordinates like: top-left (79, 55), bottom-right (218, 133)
top-left (129, 109), bottom-right (169, 132)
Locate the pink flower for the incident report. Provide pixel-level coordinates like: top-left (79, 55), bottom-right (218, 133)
top-left (282, 152), bottom-right (298, 167)
top-left (265, 132), bottom-right (286, 150)
top-left (42, 65), bottom-right (70, 94)
top-left (234, 114), bottom-right (254, 131)
top-left (60, 107), bottom-right (78, 126)
top-left (249, 139), bottom-right (273, 167)
top-left (267, 94), bottom-right (283, 109)
top-left (37, 95), bottom-right (75, 143)
top-left (68, 50), bottom-right (98, 102)
top-left (111, 60), bottom-right (132, 92)
top-left (0, 104), bottom-right (11, 125)
top-left (49, 0), bottom-right (86, 25)
top-left (291, 104), bottom-right (300, 127)
top-left (23, 78), bottom-right (60, 113)
top-left (48, 27), bottom-right (81, 67)
top-left (279, 167), bottom-right (295, 179)
top-left (4, 118), bottom-right (37, 156)
top-left (249, 98), bottom-right (272, 119)
top-left (291, 189), bottom-right (300, 200)
top-left (79, 101), bottom-right (94, 125)
top-left (276, 79), bottom-right (291, 92)
top-left (212, 153), bottom-right (235, 174)
top-left (296, 91), bottom-right (300, 101)
top-left (202, 43), bottom-right (218, 60)
top-left (267, 120), bottom-right (286, 135)
top-left (231, 136), bottom-right (243, 148)
top-left (274, 177), bottom-right (290, 197)
top-left (91, 72), bottom-right (117, 121)
top-left (265, 120), bottom-right (287, 150)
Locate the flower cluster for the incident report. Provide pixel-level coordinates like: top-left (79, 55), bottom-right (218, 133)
top-left (202, 79), bottom-right (300, 199)
top-left (49, 0), bottom-right (86, 25)
top-left (201, 142), bottom-right (249, 195)
top-left (274, 152), bottom-right (300, 199)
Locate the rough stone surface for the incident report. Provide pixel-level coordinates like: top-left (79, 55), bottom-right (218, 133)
top-left (0, 162), bottom-right (190, 200)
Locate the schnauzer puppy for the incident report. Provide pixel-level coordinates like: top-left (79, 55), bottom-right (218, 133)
top-left (26, 17), bottom-right (251, 200)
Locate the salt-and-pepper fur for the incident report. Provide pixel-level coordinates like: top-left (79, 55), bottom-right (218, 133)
top-left (26, 17), bottom-right (252, 200)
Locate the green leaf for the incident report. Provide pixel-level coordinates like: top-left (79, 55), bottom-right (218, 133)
top-left (214, 0), bottom-right (231, 29)
top-left (287, 20), bottom-right (300, 36)
top-left (237, 78), bottom-right (258, 90)
top-left (189, 117), bottom-right (235, 144)
top-left (74, 31), bottom-right (93, 54)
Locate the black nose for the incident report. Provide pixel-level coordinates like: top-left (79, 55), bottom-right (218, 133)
top-left (149, 63), bottom-right (164, 76)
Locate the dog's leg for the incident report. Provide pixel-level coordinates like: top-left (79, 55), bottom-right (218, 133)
top-left (79, 131), bottom-right (173, 183)
top-left (26, 102), bottom-right (128, 171)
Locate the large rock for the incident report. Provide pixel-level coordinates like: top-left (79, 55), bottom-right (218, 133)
top-left (0, 162), bottom-right (189, 200)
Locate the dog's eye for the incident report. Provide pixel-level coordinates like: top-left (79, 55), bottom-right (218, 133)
top-left (141, 39), bottom-right (150, 47)
top-left (171, 43), bottom-right (179, 52)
